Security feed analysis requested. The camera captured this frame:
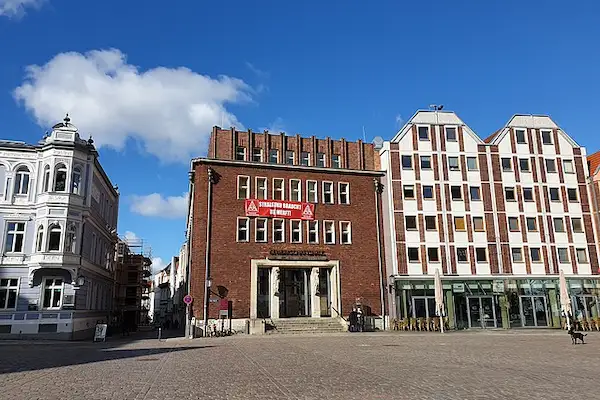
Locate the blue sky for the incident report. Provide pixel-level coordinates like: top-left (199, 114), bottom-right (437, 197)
top-left (1, 0), bottom-right (600, 271)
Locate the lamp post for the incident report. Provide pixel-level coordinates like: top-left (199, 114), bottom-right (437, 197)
top-left (203, 276), bottom-right (212, 336)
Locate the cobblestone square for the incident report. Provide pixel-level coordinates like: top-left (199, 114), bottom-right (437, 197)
top-left (0, 331), bottom-right (598, 399)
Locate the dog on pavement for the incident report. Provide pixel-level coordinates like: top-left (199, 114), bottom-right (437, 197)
top-left (568, 328), bottom-right (587, 344)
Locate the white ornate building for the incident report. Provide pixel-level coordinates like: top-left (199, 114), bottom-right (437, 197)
top-left (0, 116), bottom-right (119, 339)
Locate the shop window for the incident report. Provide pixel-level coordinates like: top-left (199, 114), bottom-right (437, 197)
top-left (340, 222), bottom-right (351, 244)
top-left (557, 248), bottom-right (569, 263)
top-left (322, 182), bottom-right (334, 204)
top-left (423, 185), bottom-right (434, 199)
top-left (456, 248), bottom-right (468, 263)
top-left (526, 217), bottom-right (537, 231)
top-left (402, 155), bottom-right (412, 169)
top-left (530, 248), bottom-right (542, 263)
top-left (405, 216), bottom-right (417, 230)
top-left (273, 178), bottom-right (284, 200)
top-left (501, 158), bottom-right (512, 171)
top-left (14, 166), bottom-right (30, 195)
top-left (545, 159), bottom-right (556, 173)
top-left (256, 177), bottom-right (268, 200)
top-left (427, 247), bottom-right (439, 262)
top-left (467, 157), bottom-right (478, 171)
top-left (549, 187), bottom-right (560, 202)
top-left (448, 157), bottom-right (459, 171)
top-left (235, 146), bottom-right (246, 161)
top-left (237, 176), bottom-right (250, 199)
top-left (511, 248), bottom-right (523, 262)
top-left (475, 248), bottom-right (487, 263)
top-left (0, 279), bottom-right (18, 309)
top-left (407, 247), bottom-right (420, 262)
top-left (273, 219), bottom-right (284, 243)
top-left (323, 221), bottom-right (335, 244)
top-left (519, 159), bottom-right (530, 172)
top-left (290, 179), bottom-right (301, 202)
top-left (554, 218), bottom-right (565, 232)
top-left (470, 186), bottom-right (481, 201)
top-left (473, 217), bottom-right (485, 232)
top-left (451, 186), bottom-right (462, 200)
top-left (338, 183), bottom-right (350, 204)
top-left (508, 217), bottom-right (519, 232)
top-left (515, 129), bottom-right (526, 144)
top-left (255, 219), bottom-right (267, 242)
top-left (454, 217), bottom-right (466, 231)
top-left (403, 185), bottom-right (415, 199)
top-left (420, 156), bottom-right (431, 170)
top-left (307, 221), bottom-right (319, 244)
top-left (523, 188), bottom-right (534, 201)
top-left (237, 218), bottom-right (249, 242)
top-left (306, 181), bottom-right (317, 203)
top-left (425, 216), bottom-right (436, 230)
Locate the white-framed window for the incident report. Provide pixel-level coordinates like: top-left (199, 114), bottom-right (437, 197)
top-left (324, 220), bottom-right (335, 244)
top-left (454, 217), bottom-right (466, 231)
top-left (307, 180), bottom-right (318, 203)
top-left (473, 216), bottom-right (485, 232)
top-left (273, 178), bottom-right (284, 200)
top-left (66, 223), bottom-right (78, 253)
top-left (448, 157), bottom-right (460, 171)
top-left (42, 278), bottom-right (63, 309)
top-left (563, 160), bottom-right (575, 174)
top-left (519, 158), bottom-right (530, 172)
top-left (237, 217), bottom-right (249, 242)
top-left (554, 217), bottom-right (565, 232)
top-left (54, 163), bottom-right (68, 192)
top-left (470, 186), bottom-right (481, 201)
top-left (317, 152), bottom-right (326, 167)
top-left (467, 157), bottom-right (478, 171)
top-left (545, 159), bottom-right (557, 173)
top-left (541, 130), bottom-right (553, 145)
top-left (235, 146), bottom-right (246, 161)
top-left (557, 248), bottom-right (569, 263)
top-left (269, 149), bottom-right (279, 164)
top-left (340, 221), bottom-right (351, 244)
top-left (307, 220), bottom-right (319, 244)
top-left (515, 129), bottom-right (526, 144)
top-left (420, 156), bottom-right (431, 169)
top-left (572, 218), bottom-right (583, 233)
top-left (568, 188), bottom-right (578, 202)
top-left (71, 167), bottom-right (82, 195)
top-left (475, 247), bottom-right (487, 263)
top-left (255, 218), bottom-right (267, 242)
top-left (505, 187), bottom-right (516, 201)
top-left (301, 152), bottom-right (310, 166)
top-left (43, 164), bottom-right (51, 192)
top-left (332, 154), bottom-right (341, 169)
top-left (285, 151), bottom-right (295, 165)
top-left (402, 155), bottom-right (413, 169)
top-left (252, 148), bottom-right (263, 162)
top-left (338, 182), bottom-right (350, 204)
top-left (526, 217), bottom-right (537, 231)
top-left (408, 247), bottom-right (420, 262)
top-left (457, 247), bottom-right (468, 263)
top-left (403, 185), bottom-right (415, 199)
top-left (256, 177), bottom-right (268, 200)
top-left (290, 179), bottom-right (301, 202)
top-left (36, 225), bottom-right (45, 252)
top-left (512, 248), bottom-right (523, 262)
top-left (577, 248), bottom-right (588, 263)
top-left (530, 248), bottom-right (542, 263)
top-left (4, 222), bottom-right (25, 253)
top-left (0, 278), bottom-right (18, 310)
top-left (451, 185), bottom-right (462, 200)
top-left (501, 158), bottom-right (512, 171)
top-left (523, 188), bottom-right (534, 201)
top-left (48, 224), bottom-right (62, 252)
top-left (291, 220), bottom-right (302, 243)
top-left (428, 247), bottom-right (440, 262)
top-left (14, 166), bottom-right (30, 195)
top-left (237, 176), bottom-right (250, 199)
top-left (273, 219), bottom-right (285, 243)
top-left (508, 217), bottom-right (519, 232)
top-left (423, 185), bottom-right (434, 199)
top-left (322, 181), bottom-right (334, 204)
top-left (405, 216), bottom-right (417, 230)
top-left (425, 215), bottom-right (436, 230)
top-left (418, 126), bottom-right (429, 140)
top-left (445, 127), bottom-right (457, 141)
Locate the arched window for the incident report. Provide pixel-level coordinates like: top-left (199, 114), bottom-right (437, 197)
top-left (65, 223), bottom-right (77, 253)
top-left (14, 166), bottom-right (30, 195)
top-left (43, 165), bottom-right (51, 192)
top-left (47, 224), bottom-right (62, 252)
top-left (71, 167), bottom-right (81, 195)
top-left (36, 225), bottom-right (45, 252)
top-left (53, 164), bottom-right (67, 192)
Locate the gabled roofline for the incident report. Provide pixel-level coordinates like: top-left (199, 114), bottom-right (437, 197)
top-left (488, 114), bottom-right (581, 148)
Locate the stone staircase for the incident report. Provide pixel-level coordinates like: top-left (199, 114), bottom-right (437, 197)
top-left (268, 317), bottom-right (347, 334)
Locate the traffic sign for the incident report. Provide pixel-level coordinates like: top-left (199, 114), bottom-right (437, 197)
top-left (183, 294), bottom-right (193, 305)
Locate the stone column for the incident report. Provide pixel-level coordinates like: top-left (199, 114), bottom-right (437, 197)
top-left (271, 267), bottom-right (280, 319)
top-left (311, 267), bottom-right (320, 318)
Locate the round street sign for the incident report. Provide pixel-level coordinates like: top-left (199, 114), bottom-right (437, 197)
top-left (183, 295), bottom-right (193, 305)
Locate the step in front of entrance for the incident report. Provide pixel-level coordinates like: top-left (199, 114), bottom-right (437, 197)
top-left (269, 318), bottom-right (347, 334)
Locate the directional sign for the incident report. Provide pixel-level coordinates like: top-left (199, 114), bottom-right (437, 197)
top-left (183, 295), bottom-right (193, 305)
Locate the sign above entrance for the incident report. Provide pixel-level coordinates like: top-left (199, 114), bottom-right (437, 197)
top-left (245, 199), bottom-right (315, 220)
top-left (268, 249), bottom-right (328, 261)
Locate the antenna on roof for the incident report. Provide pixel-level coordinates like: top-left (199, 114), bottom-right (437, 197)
top-left (429, 104), bottom-right (444, 111)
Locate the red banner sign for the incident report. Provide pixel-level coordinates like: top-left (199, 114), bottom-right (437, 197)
top-left (245, 199), bottom-right (315, 220)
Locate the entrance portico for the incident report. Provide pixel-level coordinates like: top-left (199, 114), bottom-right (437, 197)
top-left (250, 259), bottom-right (341, 320)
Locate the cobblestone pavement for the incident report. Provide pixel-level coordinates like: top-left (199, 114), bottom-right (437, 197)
top-left (0, 330), bottom-right (598, 399)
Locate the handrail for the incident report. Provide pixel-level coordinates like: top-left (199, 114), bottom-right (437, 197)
top-left (331, 303), bottom-right (346, 322)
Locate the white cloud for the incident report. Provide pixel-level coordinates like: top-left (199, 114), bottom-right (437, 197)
top-left (123, 231), bottom-right (139, 241)
top-left (0, 0), bottom-right (44, 17)
top-left (130, 192), bottom-right (188, 219)
top-left (151, 257), bottom-right (167, 274)
top-left (395, 114), bottom-right (404, 128)
top-left (14, 49), bottom-right (252, 162)
top-left (245, 62), bottom-right (269, 79)
top-left (261, 117), bottom-right (285, 134)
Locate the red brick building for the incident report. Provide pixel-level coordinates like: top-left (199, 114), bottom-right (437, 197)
top-left (189, 127), bottom-right (385, 333)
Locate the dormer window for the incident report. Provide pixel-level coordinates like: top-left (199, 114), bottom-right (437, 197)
top-left (14, 166), bottom-right (30, 195)
top-left (54, 164), bottom-right (67, 192)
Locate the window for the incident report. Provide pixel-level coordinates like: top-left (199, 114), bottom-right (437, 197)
top-left (408, 247), bottom-right (420, 262)
top-left (273, 178), bottom-right (284, 200)
top-left (545, 159), bottom-right (556, 173)
top-left (48, 225), bottom-right (62, 251)
top-left (307, 221), bottom-right (319, 244)
top-left (66, 223), bottom-right (77, 253)
top-left (269, 149), bottom-right (279, 164)
top-left (508, 217), bottom-right (519, 232)
top-left (307, 180), bottom-right (318, 203)
top-left (428, 247), bottom-right (440, 262)
top-left (568, 188), bottom-right (578, 202)
top-left (577, 248), bottom-right (588, 263)
top-left (237, 176), bottom-right (250, 199)
top-left (526, 217), bottom-right (537, 231)
top-left (42, 278), bottom-right (63, 309)
top-left (516, 129), bottom-right (526, 144)
top-left (286, 151), bottom-right (295, 165)
top-left (322, 182), bottom-right (334, 204)
top-left (340, 222), bottom-right (351, 244)
top-left (530, 248), bottom-right (542, 263)
top-left (91, 233), bottom-right (97, 262)
top-left (512, 248), bottom-right (523, 262)
top-left (402, 155), bottom-right (412, 169)
top-left (420, 156), bottom-right (431, 169)
top-left (405, 216), bottom-right (417, 230)
top-left (473, 216), bottom-right (485, 232)
top-left (255, 219), bottom-right (267, 242)
top-left (301, 152), bottom-right (310, 166)
top-left (324, 221), bottom-right (335, 244)
top-left (467, 157), bottom-right (478, 171)
top-left (519, 159), bottom-right (530, 172)
top-left (256, 177), bottom-right (267, 200)
top-left (418, 126), bottom-right (429, 140)
top-left (549, 188), bottom-right (560, 202)
top-left (237, 218), bottom-right (249, 242)
top-left (563, 160), bottom-right (574, 174)
top-left (14, 166), bottom-right (30, 195)
top-left (403, 185), bottom-right (415, 199)
top-left (290, 179), bottom-right (301, 202)
top-left (71, 167), bottom-right (81, 195)
top-left (554, 218), bottom-right (565, 232)
top-left (317, 153), bottom-right (326, 167)
top-left (338, 183), bottom-right (350, 204)
top-left (501, 158), bottom-right (512, 171)
top-left (505, 187), bottom-right (516, 201)
top-left (454, 217), bottom-right (466, 231)
top-left (332, 154), bottom-right (341, 168)
top-left (476, 248), bottom-right (487, 262)
top-left (541, 130), bottom-right (553, 145)
top-left (235, 146), bottom-right (246, 161)
top-left (423, 185), bottom-right (434, 199)
top-left (252, 148), bottom-right (263, 162)
top-left (43, 165), bottom-right (51, 192)
top-left (457, 248), bottom-right (468, 263)
top-left (36, 225), bottom-right (44, 252)
top-left (451, 186), bottom-right (462, 200)
top-left (448, 157), bottom-right (460, 171)
top-left (572, 218), bottom-right (583, 233)
top-left (0, 279), bottom-right (18, 309)
top-left (470, 186), bottom-right (481, 201)
top-left (523, 188), bottom-right (534, 201)
top-left (557, 248), bottom-right (569, 263)
top-left (273, 219), bottom-right (285, 243)
top-left (425, 216), bottom-right (436, 230)
top-left (5, 222), bottom-right (25, 253)
top-left (445, 127), bottom-right (457, 141)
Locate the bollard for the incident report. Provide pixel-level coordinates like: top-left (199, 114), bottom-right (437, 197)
top-left (158, 327), bottom-right (162, 341)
